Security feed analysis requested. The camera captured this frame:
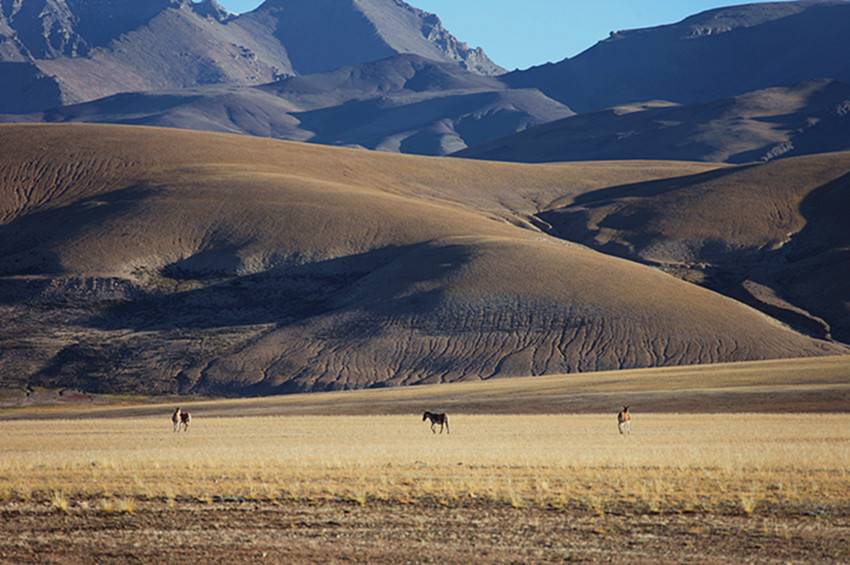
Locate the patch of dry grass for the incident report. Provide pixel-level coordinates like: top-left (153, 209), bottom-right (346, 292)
top-left (1, 413), bottom-right (847, 516)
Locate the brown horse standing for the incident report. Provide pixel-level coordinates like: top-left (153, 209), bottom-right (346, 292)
top-left (617, 406), bottom-right (631, 434)
top-left (423, 411), bottom-right (449, 434)
top-left (172, 407), bottom-right (182, 432)
top-left (179, 411), bottom-right (191, 432)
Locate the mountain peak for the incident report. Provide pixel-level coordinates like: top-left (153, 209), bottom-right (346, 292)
top-left (0, 0), bottom-right (504, 113)
top-left (243, 0), bottom-right (504, 76)
top-left (189, 0), bottom-right (233, 22)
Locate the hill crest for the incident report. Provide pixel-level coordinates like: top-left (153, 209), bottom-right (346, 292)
top-left (246, 0), bottom-right (503, 76)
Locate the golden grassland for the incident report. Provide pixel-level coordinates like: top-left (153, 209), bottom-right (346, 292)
top-left (2, 412), bottom-right (848, 517)
top-left (3, 357), bottom-right (848, 517)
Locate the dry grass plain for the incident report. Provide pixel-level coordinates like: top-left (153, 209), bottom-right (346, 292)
top-left (2, 357), bottom-right (849, 563)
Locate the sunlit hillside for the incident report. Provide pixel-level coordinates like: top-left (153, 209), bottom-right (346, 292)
top-left (0, 124), bottom-right (845, 396)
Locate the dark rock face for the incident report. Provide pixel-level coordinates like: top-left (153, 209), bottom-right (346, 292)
top-left (0, 0), bottom-right (178, 58)
top-left (0, 62), bottom-right (64, 113)
top-left (1, 0), bottom-right (86, 58)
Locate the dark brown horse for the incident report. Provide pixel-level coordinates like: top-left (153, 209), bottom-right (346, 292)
top-left (423, 411), bottom-right (449, 434)
top-left (179, 410), bottom-right (191, 432)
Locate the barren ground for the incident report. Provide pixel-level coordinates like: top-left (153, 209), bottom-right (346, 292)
top-left (2, 499), bottom-right (849, 564)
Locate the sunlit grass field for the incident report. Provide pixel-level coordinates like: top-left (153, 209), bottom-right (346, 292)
top-left (2, 412), bottom-right (848, 516)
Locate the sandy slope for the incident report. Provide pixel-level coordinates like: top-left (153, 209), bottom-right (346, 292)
top-left (0, 124), bottom-right (844, 395)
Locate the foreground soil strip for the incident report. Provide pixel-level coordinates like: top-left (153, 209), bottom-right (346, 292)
top-left (2, 500), bottom-right (849, 564)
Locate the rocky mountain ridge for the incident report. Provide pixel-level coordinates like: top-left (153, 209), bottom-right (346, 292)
top-left (243, 0), bottom-right (503, 76)
top-left (0, 0), bottom-right (502, 113)
top-left (3, 2), bottom-right (850, 160)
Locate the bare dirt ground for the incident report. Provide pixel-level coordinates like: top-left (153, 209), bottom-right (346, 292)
top-left (2, 499), bottom-right (848, 564)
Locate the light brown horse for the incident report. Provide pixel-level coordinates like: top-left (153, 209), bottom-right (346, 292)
top-left (172, 407), bottom-right (182, 432)
top-left (617, 405), bottom-right (631, 434)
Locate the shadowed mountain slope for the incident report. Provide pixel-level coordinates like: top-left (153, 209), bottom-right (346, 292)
top-left (0, 0), bottom-right (501, 114)
top-left (1, 55), bottom-right (572, 156)
top-left (0, 124), bottom-right (844, 396)
top-left (456, 79), bottom-right (850, 164)
top-left (505, 2), bottom-right (850, 113)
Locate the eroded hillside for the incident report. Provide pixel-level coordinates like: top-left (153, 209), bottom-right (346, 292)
top-left (537, 152), bottom-right (850, 343)
top-left (0, 124), bottom-right (845, 396)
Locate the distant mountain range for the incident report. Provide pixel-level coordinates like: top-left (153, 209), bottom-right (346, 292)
top-left (2, 54), bottom-right (572, 155)
top-left (2, 1), bottom-right (850, 160)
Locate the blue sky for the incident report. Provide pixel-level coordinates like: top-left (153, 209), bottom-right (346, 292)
top-left (215, 1), bottom-right (796, 71)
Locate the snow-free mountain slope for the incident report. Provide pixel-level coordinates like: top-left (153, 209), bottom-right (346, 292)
top-left (237, 0), bottom-right (504, 76)
top-left (5, 55), bottom-right (572, 156)
top-left (536, 152), bottom-right (850, 343)
top-left (456, 79), bottom-right (850, 164)
top-left (505, 2), bottom-right (850, 113)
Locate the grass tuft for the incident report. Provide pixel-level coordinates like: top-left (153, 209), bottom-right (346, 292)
top-left (50, 491), bottom-right (70, 514)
